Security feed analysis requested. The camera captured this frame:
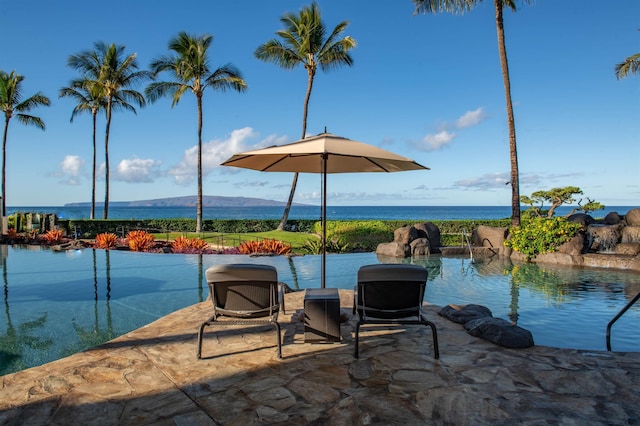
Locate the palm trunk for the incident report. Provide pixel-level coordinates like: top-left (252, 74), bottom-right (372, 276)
top-left (196, 94), bottom-right (203, 233)
top-left (495, 0), bottom-right (520, 227)
top-left (91, 110), bottom-right (97, 220)
top-left (103, 99), bottom-right (112, 220)
top-left (277, 69), bottom-right (315, 231)
top-left (1, 117), bottom-right (9, 217)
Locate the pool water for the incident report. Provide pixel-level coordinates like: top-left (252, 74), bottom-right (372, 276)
top-left (1, 246), bottom-right (639, 375)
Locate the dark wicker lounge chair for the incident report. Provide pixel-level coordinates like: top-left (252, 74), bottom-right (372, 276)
top-left (353, 264), bottom-right (439, 359)
top-left (197, 263), bottom-right (283, 359)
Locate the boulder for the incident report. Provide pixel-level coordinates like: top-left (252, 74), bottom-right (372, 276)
top-left (438, 304), bottom-right (492, 324)
top-left (534, 251), bottom-right (584, 266)
top-left (604, 212), bottom-right (623, 225)
top-left (557, 234), bottom-right (585, 256)
top-left (376, 242), bottom-right (411, 258)
top-left (394, 226), bottom-right (418, 244)
top-left (464, 317), bottom-right (534, 349)
top-left (568, 213), bottom-right (595, 229)
top-left (626, 208), bottom-right (640, 226)
top-left (614, 243), bottom-right (640, 256)
top-left (414, 222), bottom-right (441, 251)
top-left (473, 225), bottom-right (508, 248)
top-left (410, 238), bottom-right (431, 256)
top-left (621, 226), bottom-right (640, 244)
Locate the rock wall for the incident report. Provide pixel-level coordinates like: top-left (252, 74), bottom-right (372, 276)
top-left (376, 208), bottom-right (640, 272)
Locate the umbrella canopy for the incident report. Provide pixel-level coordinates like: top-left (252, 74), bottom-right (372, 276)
top-left (221, 132), bottom-right (429, 287)
top-left (222, 132), bottom-right (428, 174)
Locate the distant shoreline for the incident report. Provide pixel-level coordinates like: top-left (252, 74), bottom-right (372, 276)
top-left (6, 205), bottom-right (636, 222)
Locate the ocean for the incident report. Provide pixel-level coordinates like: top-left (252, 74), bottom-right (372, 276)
top-left (6, 205), bottom-right (636, 221)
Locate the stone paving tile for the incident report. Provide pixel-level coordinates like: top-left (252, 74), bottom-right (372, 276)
top-left (1, 289), bottom-right (639, 425)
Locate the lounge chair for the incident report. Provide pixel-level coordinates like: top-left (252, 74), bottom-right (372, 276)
top-left (353, 264), bottom-right (439, 359)
top-left (197, 263), bottom-right (283, 359)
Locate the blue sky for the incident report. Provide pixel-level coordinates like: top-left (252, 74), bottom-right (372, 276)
top-left (1, 0), bottom-right (638, 208)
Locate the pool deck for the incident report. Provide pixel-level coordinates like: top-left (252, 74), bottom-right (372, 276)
top-left (1, 289), bottom-right (639, 425)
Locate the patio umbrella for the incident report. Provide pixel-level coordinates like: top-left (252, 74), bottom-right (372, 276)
top-left (221, 131), bottom-right (429, 288)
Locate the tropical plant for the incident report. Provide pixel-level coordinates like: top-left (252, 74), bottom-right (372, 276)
top-left (413, 0), bottom-right (532, 226)
top-left (94, 232), bottom-right (119, 249)
top-left (255, 2), bottom-right (357, 230)
top-left (504, 217), bottom-right (581, 261)
top-left (0, 70), bottom-right (51, 216)
top-left (67, 42), bottom-right (150, 219)
top-left (615, 30), bottom-right (639, 80)
top-left (40, 229), bottom-right (65, 244)
top-left (126, 230), bottom-right (155, 252)
top-left (59, 77), bottom-right (107, 219)
top-left (239, 239), bottom-right (292, 255)
top-left (146, 32), bottom-right (247, 233)
top-left (302, 236), bottom-right (350, 254)
top-left (171, 236), bottom-right (209, 253)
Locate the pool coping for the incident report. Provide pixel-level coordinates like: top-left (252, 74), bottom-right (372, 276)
top-left (1, 289), bottom-right (639, 424)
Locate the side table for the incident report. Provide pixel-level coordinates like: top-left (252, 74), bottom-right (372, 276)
top-left (304, 288), bottom-right (341, 343)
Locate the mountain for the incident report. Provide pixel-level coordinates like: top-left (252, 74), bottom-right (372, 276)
top-left (64, 196), bottom-right (308, 207)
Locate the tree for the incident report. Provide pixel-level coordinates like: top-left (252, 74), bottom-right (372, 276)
top-left (520, 186), bottom-right (604, 218)
top-left (413, 0), bottom-right (531, 226)
top-left (255, 2), bottom-right (356, 230)
top-left (67, 42), bottom-right (149, 219)
top-left (615, 29), bottom-right (639, 80)
top-left (0, 70), bottom-right (50, 216)
top-left (59, 79), bottom-right (106, 219)
top-left (146, 32), bottom-right (247, 233)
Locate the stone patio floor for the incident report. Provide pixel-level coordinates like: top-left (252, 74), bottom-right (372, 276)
top-left (1, 289), bottom-right (639, 425)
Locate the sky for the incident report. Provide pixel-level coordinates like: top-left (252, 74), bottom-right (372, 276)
top-left (1, 0), bottom-right (638, 208)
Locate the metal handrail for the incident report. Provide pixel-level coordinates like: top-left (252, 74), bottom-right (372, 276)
top-left (606, 290), bottom-right (640, 351)
top-left (461, 229), bottom-right (473, 263)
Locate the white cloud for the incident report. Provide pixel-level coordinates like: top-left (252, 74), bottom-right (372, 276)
top-left (418, 130), bottom-right (456, 151)
top-left (168, 127), bottom-right (288, 186)
top-left (453, 172), bottom-right (511, 190)
top-left (55, 155), bottom-right (84, 185)
top-left (456, 107), bottom-right (487, 129)
top-left (413, 107), bottom-right (487, 152)
top-left (115, 158), bottom-right (162, 183)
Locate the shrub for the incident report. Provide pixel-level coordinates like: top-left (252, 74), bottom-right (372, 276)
top-left (239, 239), bottom-right (291, 255)
top-left (171, 236), bottom-right (209, 253)
top-left (95, 233), bottom-right (119, 249)
top-left (126, 230), bottom-right (155, 252)
top-left (302, 237), bottom-right (351, 254)
top-left (7, 228), bottom-right (18, 239)
top-left (40, 229), bottom-right (64, 244)
top-left (313, 220), bottom-right (393, 252)
top-left (504, 217), bottom-right (581, 261)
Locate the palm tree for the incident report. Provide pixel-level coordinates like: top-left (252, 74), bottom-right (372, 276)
top-left (0, 70), bottom-right (51, 217)
top-left (413, 0), bottom-right (530, 226)
top-left (59, 80), bottom-right (106, 219)
top-left (146, 32), bottom-right (247, 233)
top-left (67, 42), bottom-right (149, 219)
top-left (255, 2), bottom-right (356, 231)
top-left (615, 54), bottom-right (640, 79)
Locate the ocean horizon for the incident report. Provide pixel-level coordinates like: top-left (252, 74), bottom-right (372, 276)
top-left (6, 205), bottom-right (636, 221)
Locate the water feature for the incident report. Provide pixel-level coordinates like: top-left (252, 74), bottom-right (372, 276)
top-left (1, 245), bottom-right (639, 376)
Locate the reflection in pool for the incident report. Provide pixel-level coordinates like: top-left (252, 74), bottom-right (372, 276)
top-left (1, 245), bottom-right (639, 375)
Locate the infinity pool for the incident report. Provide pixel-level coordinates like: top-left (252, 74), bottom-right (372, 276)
top-left (1, 245), bottom-right (639, 375)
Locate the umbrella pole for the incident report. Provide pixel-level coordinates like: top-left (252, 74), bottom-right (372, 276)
top-left (321, 153), bottom-right (327, 288)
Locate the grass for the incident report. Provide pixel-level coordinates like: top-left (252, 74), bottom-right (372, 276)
top-left (152, 230), bottom-right (318, 253)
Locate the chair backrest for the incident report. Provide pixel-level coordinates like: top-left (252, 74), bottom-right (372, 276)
top-left (206, 263), bottom-right (279, 318)
top-left (356, 264), bottom-right (428, 319)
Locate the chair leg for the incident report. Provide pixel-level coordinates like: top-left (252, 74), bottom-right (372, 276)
top-left (354, 321), bottom-right (362, 358)
top-left (197, 322), bottom-right (207, 359)
top-left (197, 316), bottom-right (215, 359)
top-left (274, 322), bottom-right (282, 359)
top-left (422, 318), bottom-right (440, 359)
